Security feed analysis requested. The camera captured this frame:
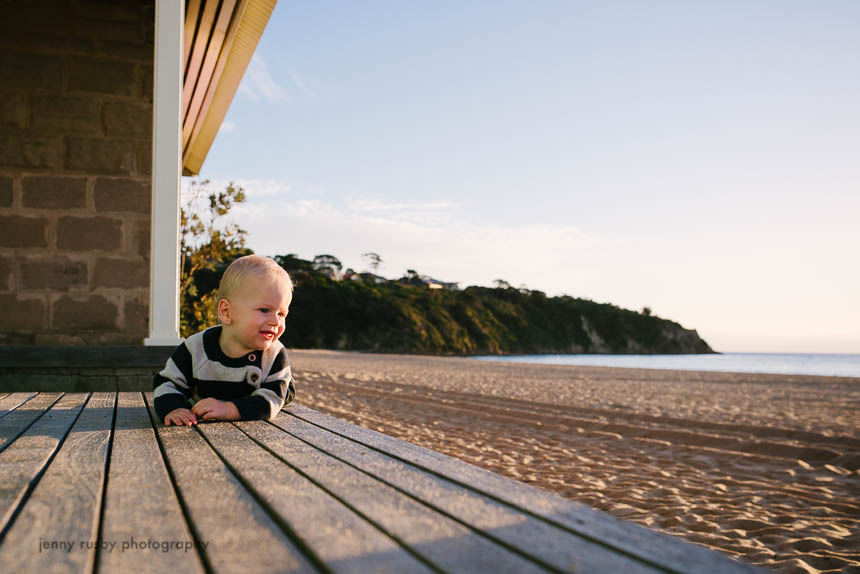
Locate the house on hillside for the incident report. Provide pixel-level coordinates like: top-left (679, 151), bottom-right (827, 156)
top-left (0, 0), bottom-right (277, 353)
top-left (315, 266), bottom-right (343, 282)
top-left (425, 278), bottom-right (460, 291)
top-left (398, 271), bottom-right (459, 291)
top-left (357, 272), bottom-right (387, 285)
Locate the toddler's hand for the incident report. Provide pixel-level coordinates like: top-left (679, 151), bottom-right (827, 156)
top-left (164, 408), bottom-right (197, 426)
top-left (191, 398), bottom-right (240, 421)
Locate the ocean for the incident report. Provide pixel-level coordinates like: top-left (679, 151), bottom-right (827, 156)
top-left (471, 353), bottom-right (860, 378)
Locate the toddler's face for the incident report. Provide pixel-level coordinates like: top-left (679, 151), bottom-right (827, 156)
top-left (221, 274), bottom-right (291, 356)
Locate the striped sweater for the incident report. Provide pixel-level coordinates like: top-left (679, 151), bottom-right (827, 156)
top-left (153, 325), bottom-right (295, 422)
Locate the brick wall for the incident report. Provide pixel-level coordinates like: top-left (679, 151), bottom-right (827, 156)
top-left (0, 0), bottom-right (154, 345)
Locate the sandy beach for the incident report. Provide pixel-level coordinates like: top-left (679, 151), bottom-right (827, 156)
top-left (289, 349), bottom-right (860, 574)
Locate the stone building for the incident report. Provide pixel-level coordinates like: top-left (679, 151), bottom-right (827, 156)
top-left (0, 0), bottom-right (277, 386)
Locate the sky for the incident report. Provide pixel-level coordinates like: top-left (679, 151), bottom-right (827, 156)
top-left (192, 0), bottom-right (860, 354)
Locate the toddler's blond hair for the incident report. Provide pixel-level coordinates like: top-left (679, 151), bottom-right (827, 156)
top-left (216, 255), bottom-right (293, 306)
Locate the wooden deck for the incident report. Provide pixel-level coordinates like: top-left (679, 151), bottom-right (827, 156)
top-left (0, 391), bottom-right (762, 573)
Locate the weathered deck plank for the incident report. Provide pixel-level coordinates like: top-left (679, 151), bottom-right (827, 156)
top-left (98, 392), bottom-right (204, 573)
top-left (286, 404), bottom-right (760, 574)
top-left (0, 392), bottom-right (37, 421)
top-left (273, 408), bottom-right (658, 574)
top-left (0, 392), bottom-right (63, 453)
top-left (143, 393), bottom-right (319, 574)
top-left (237, 420), bottom-right (548, 573)
top-left (0, 393), bottom-right (88, 535)
top-left (0, 393), bottom-right (114, 573)
top-left (200, 421), bottom-right (435, 573)
top-left (0, 392), bottom-right (765, 573)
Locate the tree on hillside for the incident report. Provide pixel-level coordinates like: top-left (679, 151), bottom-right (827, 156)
top-left (362, 252), bottom-right (383, 273)
top-left (180, 179), bottom-right (249, 336)
top-left (274, 254), bottom-right (314, 273)
top-left (312, 254), bottom-right (343, 279)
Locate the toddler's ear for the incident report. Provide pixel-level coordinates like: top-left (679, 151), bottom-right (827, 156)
top-left (217, 298), bottom-right (232, 324)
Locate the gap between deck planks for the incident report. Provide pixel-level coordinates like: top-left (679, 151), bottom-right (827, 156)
top-left (0, 392), bottom-right (763, 573)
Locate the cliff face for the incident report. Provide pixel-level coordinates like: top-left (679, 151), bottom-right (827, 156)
top-left (570, 317), bottom-right (712, 355)
top-left (653, 324), bottom-right (714, 355)
top-left (583, 321), bottom-right (713, 355)
top-left (281, 274), bottom-right (715, 356)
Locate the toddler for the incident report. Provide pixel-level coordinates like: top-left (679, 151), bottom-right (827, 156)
top-left (153, 254), bottom-right (295, 425)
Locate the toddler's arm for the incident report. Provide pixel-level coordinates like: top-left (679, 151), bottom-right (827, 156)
top-left (164, 407), bottom-right (197, 426)
top-left (153, 342), bottom-right (196, 424)
top-left (231, 347), bottom-right (295, 420)
top-left (191, 398), bottom-right (240, 421)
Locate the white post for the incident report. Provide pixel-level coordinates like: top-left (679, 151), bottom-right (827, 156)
top-left (146, 0), bottom-right (185, 346)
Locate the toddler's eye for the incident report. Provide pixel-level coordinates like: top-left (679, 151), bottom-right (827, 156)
top-left (259, 308), bottom-right (269, 313)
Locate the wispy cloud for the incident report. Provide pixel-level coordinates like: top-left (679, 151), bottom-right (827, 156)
top-left (348, 198), bottom-right (457, 213)
top-left (238, 54), bottom-right (289, 103)
top-left (233, 179), bottom-right (293, 197)
top-left (345, 197), bottom-right (458, 227)
top-left (220, 179), bottom-right (614, 292)
top-left (237, 56), bottom-right (317, 104)
top-left (219, 120), bottom-right (236, 133)
top-left (286, 68), bottom-right (316, 100)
